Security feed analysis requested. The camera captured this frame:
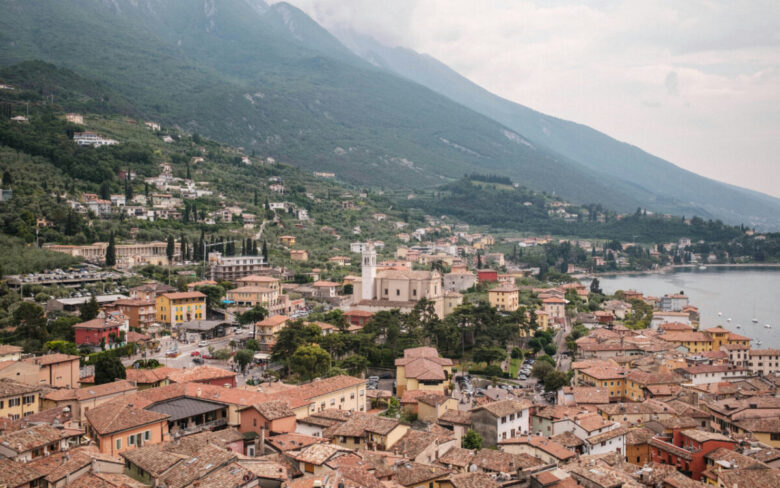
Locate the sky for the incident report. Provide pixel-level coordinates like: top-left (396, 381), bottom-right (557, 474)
top-left (271, 0), bottom-right (780, 198)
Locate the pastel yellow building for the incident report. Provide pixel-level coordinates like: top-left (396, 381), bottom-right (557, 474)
top-left (489, 285), bottom-right (520, 312)
top-left (395, 347), bottom-right (453, 397)
top-left (0, 379), bottom-right (41, 420)
top-left (155, 291), bottom-right (206, 326)
top-left (658, 331), bottom-right (713, 353)
top-left (579, 366), bottom-right (625, 401)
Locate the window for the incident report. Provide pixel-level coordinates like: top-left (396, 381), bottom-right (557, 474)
top-left (8, 398), bottom-right (20, 407)
top-left (129, 435), bottom-right (135, 446)
top-left (396, 289), bottom-right (400, 296)
top-left (116, 438), bottom-right (122, 450)
top-left (413, 289), bottom-right (417, 297)
top-left (144, 431), bottom-right (151, 441)
top-left (772, 433), bottom-right (780, 441)
top-left (22, 395), bottom-right (35, 405)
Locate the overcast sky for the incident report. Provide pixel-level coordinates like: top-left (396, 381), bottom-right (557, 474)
top-left (272, 0), bottom-right (780, 198)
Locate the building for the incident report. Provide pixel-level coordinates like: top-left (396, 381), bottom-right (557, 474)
top-left (155, 291), bottom-right (206, 327)
top-left (45, 241), bottom-right (173, 268)
top-left (238, 400), bottom-right (296, 435)
top-left (748, 349), bottom-right (780, 375)
top-left (109, 298), bottom-right (155, 329)
top-left (354, 247), bottom-right (446, 316)
top-left (0, 424), bottom-right (75, 462)
top-left (477, 270), bottom-right (498, 283)
top-left (73, 131), bottom-right (117, 147)
top-left (166, 366), bottom-right (237, 388)
top-left (488, 285), bottom-right (519, 312)
top-left (443, 271), bottom-right (477, 292)
top-left (660, 294), bottom-right (689, 312)
top-left (498, 436), bottom-right (576, 465)
top-left (677, 364), bottom-right (749, 385)
top-left (0, 379), bottom-right (41, 421)
top-left (22, 354), bottom-right (80, 389)
top-left (542, 297), bottom-right (567, 320)
top-left (343, 310), bottom-right (373, 328)
top-left (290, 250), bottom-right (308, 261)
top-left (73, 316), bottom-right (122, 349)
top-left (0, 345), bottom-right (22, 362)
top-left (85, 403), bottom-right (170, 457)
top-left (41, 380), bottom-right (137, 425)
top-left (658, 331), bottom-right (714, 353)
top-left (395, 347), bottom-right (453, 397)
top-left (208, 254), bottom-right (267, 281)
top-left (471, 400), bottom-right (532, 447)
top-left (255, 315), bottom-right (289, 352)
top-left (650, 429), bottom-right (736, 481)
top-left (583, 426), bottom-right (628, 457)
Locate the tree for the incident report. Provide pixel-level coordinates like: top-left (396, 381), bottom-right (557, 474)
top-left (462, 429), bottom-right (482, 450)
top-left (234, 349), bottom-right (254, 373)
top-left (543, 343), bottom-right (557, 356)
top-left (383, 397), bottom-right (401, 418)
top-left (339, 354), bottom-right (369, 377)
top-left (236, 305), bottom-right (268, 340)
top-left (531, 361), bottom-right (554, 380)
top-left (590, 278), bottom-right (602, 295)
top-left (105, 233), bottom-right (116, 266)
top-left (245, 339), bottom-right (260, 351)
top-left (94, 355), bottom-right (126, 384)
top-left (99, 181), bottom-right (111, 200)
top-left (80, 294), bottom-right (100, 321)
top-left (132, 359), bottom-right (161, 369)
top-left (44, 340), bottom-right (79, 355)
top-left (261, 240), bottom-right (268, 263)
top-left (541, 370), bottom-right (570, 392)
top-left (473, 346), bottom-right (506, 366)
top-left (290, 344), bottom-right (331, 381)
top-left (166, 235), bottom-right (175, 263)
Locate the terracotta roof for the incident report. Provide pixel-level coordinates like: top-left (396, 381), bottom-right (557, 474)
top-left (160, 291), bottom-right (206, 300)
top-left (312, 280), bottom-right (340, 287)
top-left (157, 444), bottom-right (236, 488)
top-left (445, 472), bottom-right (501, 488)
top-left (43, 379), bottom-right (136, 402)
top-left (0, 424), bottom-right (66, 453)
top-left (73, 317), bottom-right (119, 330)
top-left (716, 466), bottom-right (780, 488)
top-left (85, 403), bottom-right (169, 435)
top-left (293, 442), bottom-right (351, 465)
top-left (256, 315), bottom-right (289, 326)
top-left (682, 429), bottom-right (735, 443)
top-left (586, 426), bottom-right (629, 444)
top-left (166, 366), bottom-right (237, 384)
top-left (403, 357), bottom-right (447, 381)
top-left (551, 431), bottom-right (585, 448)
top-left (0, 458), bottom-right (43, 486)
top-left (23, 353), bottom-right (79, 366)
top-left (125, 366), bottom-right (178, 384)
top-left (659, 331), bottom-right (713, 343)
top-left (572, 386), bottom-right (610, 404)
top-left (471, 449), bottom-right (543, 472)
top-left (575, 413), bottom-right (614, 433)
top-left (249, 400), bottom-right (296, 421)
top-left (498, 435), bottom-right (576, 461)
top-left (0, 345), bottom-right (23, 355)
top-left (626, 427), bottom-right (656, 445)
top-left (394, 461), bottom-right (450, 486)
top-left (266, 433), bottom-right (325, 452)
top-left (749, 349), bottom-right (780, 356)
top-left (579, 366), bottom-right (624, 380)
top-left (438, 409), bottom-right (472, 425)
top-left (0, 378), bottom-right (41, 398)
top-left (472, 399), bottom-right (531, 418)
top-left (438, 447), bottom-right (474, 467)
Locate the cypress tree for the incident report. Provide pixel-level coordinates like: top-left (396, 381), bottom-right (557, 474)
top-left (261, 240), bottom-right (268, 263)
top-left (106, 233), bottom-right (116, 266)
top-left (166, 235), bottom-right (175, 263)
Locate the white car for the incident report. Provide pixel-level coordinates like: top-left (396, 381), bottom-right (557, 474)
top-left (198, 340), bottom-right (207, 347)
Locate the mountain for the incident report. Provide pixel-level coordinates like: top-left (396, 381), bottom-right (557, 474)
top-left (0, 0), bottom-right (636, 210)
top-left (334, 29), bottom-right (780, 229)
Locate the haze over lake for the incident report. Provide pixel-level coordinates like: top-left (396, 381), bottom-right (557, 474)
top-left (592, 267), bottom-right (780, 348)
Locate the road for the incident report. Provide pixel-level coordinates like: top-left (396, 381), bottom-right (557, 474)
top-left (554, 316), bottom-right (572, 372)
top-left (123, 328), bottom-right (262, 387)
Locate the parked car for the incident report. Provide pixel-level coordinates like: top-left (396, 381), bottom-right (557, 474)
top-left (198, 340), bottom-right (207, 347)
top-left (166, 350), bottom-right (177, 358)
top-left (202, 354), bottom-right (214, 360)
top-left (191, 351), bottom-right (201, 357)
top-left (192, 356), bottom-right (204, 364)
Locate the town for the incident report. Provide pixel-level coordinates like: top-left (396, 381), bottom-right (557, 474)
top-left (0, 216), bottom-right (778, 488)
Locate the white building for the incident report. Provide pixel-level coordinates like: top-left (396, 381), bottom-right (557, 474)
top-left (747, 349), bottom-right (780, 376)
top-left (471, 400), bottom-right (531, 447)
top-left (73, 131), bottom-right (118, 147)
top-left (583, 427), bottom-right (627, 457)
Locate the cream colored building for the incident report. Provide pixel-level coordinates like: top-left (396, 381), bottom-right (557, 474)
top-left (0, 379), bottom-right (41, 420)
top-left (395, 347), bottom-right (453, 397)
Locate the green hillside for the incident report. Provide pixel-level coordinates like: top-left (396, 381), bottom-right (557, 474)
top-left (0, 0), bottom-right (636, 209)
top-left (335, 30), bottom-right (780, 230)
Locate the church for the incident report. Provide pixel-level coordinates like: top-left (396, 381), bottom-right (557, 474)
top-left (351, 245), bottom-right (460, 317)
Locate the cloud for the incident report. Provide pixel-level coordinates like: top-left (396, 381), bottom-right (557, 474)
top-left (271, 0), bottom-right (780, 198)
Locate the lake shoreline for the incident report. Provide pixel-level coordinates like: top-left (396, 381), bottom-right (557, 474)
top-left (578, 262), bottom-right (780, 278)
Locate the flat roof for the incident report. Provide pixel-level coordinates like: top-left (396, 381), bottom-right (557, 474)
top-left (146, 397), bottom-right (227, 422)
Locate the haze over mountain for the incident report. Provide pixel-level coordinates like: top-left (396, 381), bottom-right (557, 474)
top-left (1, 0), bottom-right (779, 228)
top-left (333, 29), bottom-right (780, 230)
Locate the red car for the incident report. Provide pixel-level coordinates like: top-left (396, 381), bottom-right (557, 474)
top-left (190, 351), bottom-right (201, 357)
top-left (202, 354), bottom-right (214, 360)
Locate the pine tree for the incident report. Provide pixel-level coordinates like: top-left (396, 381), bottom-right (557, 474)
top-left (124, 173), bottom-right (133, 200)
top-left (180, 235), bottom-right (187, 262)
top-left (166, 235), bottom-right (175, 263)
top-left (106, 233), bottom-right (116, 266)
top-left (261, 240), bottom-right (268, 263)
top-left (253, 190), bottom-right (258, 206)
top-left (252, 240), bottom-right (258, 256)
top-left (186, 161), bottom-right (191, 180)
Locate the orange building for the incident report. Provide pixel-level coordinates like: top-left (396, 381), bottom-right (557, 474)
top-left (238, 400), bottom-right (297, 435)
top-left (85, 403), bottom-right (170, 457)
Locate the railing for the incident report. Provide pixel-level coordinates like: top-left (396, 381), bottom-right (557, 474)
top-left (177, 417), bottom-right (228, 436)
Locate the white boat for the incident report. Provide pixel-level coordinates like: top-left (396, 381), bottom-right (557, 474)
top-left (698, 265), bottom-right (707, 270)
top-left (717, 312), bottom-right (723, 317)
top-left (757, 340), bottom-right (763, 345)
top-left (765, 323), bottom-right (772, 329)
top-left (727, 318), bottom-right (732, 322)
top-left (752, 318), bottom-right (759, 323)
top-left (736, 324), bottom-right (741, 329)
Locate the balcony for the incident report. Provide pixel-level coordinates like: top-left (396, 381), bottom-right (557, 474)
top-left (177, 417), bottom-right (228, 436)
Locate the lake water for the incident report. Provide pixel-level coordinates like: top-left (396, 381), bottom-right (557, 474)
top-left (586, 267), bottom-right (780, 348)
